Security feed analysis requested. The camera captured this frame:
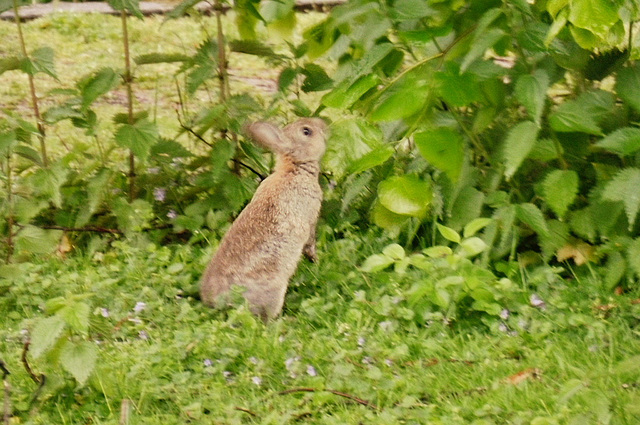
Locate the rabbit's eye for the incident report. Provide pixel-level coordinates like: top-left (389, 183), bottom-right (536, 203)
top-left (302, 127), bottom-right (313, 136)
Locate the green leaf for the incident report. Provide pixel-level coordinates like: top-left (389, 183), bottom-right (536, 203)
top-left (371, 201), bottom-right (410, 233)
top-left (60, 341), bottom-right (98, 385)
top-left (78, 68), bottom-right (119, 108)
top-left (616, 65), bottom-right (640, 114)
top-left (0, 0), bottom-right (29, 13)
top-left (459, 237), bottom-right (488, 257)
top-left (612, 354), bottom-right (640, 376)
top-left (0, 130), bottom-right (17, 156)
top-left (0, 55), bottom-right (21, 75)
top-left (322, 74), bottom-right (380, 109)
top-left (415, 128), bottom-right (464, 182)
top-left (503, 121), bottom-right (539, 180)
top-left (324, 119), bottom-right (384, 179)
top-left (435, 64), bottom-right (482, 108)
top-left (595, 127), bottom-right (640, 156)
top-left (30, 315), bottom-right (66, 358)
top-left (361, 254), bottom-right (395, 272)
top-left (134, 53), bottom-right (189, 65)
top-left (29, 164), bottom-right (70, 208)
top-left (113, 198), bottom-right (154, 235)
top-left (75, 169), bottom-right (114, 227)
top-left (107, 0), bottom-right (143, 18)
top-left (463, 218), bottom-right (493, 238)
top-left (461, 28), bottom-right (506, 72)
top-left (347, 145), bottom-right (394, 174)
top-left (602, 168), bottom-right (640, 230)
top-left (301, 63), bottom-right (333, 92)
top-left (22, 47), bottom-right (57, 79)
top-left (166, 0), bottom-right (201, 19)
top-left (568, 0), bottom-right (620, 39)
top-left (382, 244), bottom-right (405, 260)
top-left (15, 225), bottom-right (63, 255)
top-left (436, 224), bottom-right (461, 244)
top-left (114, 119), bottom-right (159, 161)
top-left (378, 175), bottom-right (432, 218)
top-left (369, 64), bottom-right (432, 121)
top-left (59, 302), bottom-right (91, 335)
top-left (389, 0), bottom-right (435, 20)
top-left (627, 238), bottom-right (640, 280)
top-left (516, 203), bottom-right (550, 238)
top-left (542, 169), bottom-right (579, 219)
top-left (515, 70), bottom-right (549, 125)
top-left (549, 90), bottom-right (613, 134)
top-left (229, 40), bottom-right (282, 59)
top-left (43, 105), bottom-right (84, 124)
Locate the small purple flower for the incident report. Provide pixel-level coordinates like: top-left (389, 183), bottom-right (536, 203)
top-left (251, 376), bottom-right (262, 386)
top-left (249, 356), bottom-right (259, 364)
top-left (499, 323), bottom-right (509, 333)
top-left (306, 365), bottom-right (317, 377)
top-left (379, 321), bottom-right (393, 331)
top-left (530, 294), bottom-right (546, 310)
top-left (384, 359), bottom-right (393, 367)
top-left (167, 210), bottom-right (178, 219)
top-left (138, 330), bottom-right (149, 340)
top-left (153, 187), bottom-right (167, 202)
top-left (500, 309), bottom-right (510, 320)
top-left (285, 356), bottom-right (300, 371)
top-left (100, 308), bottom-right (110, 318)
top-left (134, 302), bottom-right (146, 313)
top-left (357, 337), bottom-right (366, 347)
top-left (362, 356), bottom-right (374, 365)
top-left (204, 359), bottom-right (213, 367)
top-left (148, 167), bottom-right (160, 175)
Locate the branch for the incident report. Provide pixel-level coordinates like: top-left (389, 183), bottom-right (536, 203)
top-left (39, 225), bottom-right (123, 234)
top-left (2, 359), bottom-right (9, 425)
top-left (277, 387), bottom-right (378, 410)
top-left (21, 341), bottom-right (46, 410)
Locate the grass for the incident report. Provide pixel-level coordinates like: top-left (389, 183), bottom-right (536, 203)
top-left (1, 230), bottom-right (639, 424)
top-left (1, 9), bottom-right (639, 425)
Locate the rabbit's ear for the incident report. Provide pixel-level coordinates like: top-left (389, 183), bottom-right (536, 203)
top-left (246, 122), bottom-right (291, 153)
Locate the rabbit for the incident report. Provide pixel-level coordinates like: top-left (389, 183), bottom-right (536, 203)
top-left (200, 117), bottom-right (328, 321)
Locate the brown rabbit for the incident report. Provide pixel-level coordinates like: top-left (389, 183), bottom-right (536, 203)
top-left (200, 118), bottom-right (327, 321)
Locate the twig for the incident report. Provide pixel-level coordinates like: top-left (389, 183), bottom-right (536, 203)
top-left (39, 225), bottom-right (123, 234)
top-left (21, 341), bottom-right (46, 410)
top-left (277, 387), bottom-right (378, 410)
top-left (233, 406), bottom-right (257, 417)
top-left (120, 399), bottom-right (130, 425)
top-left (1, 360), bottom-right (10, 425)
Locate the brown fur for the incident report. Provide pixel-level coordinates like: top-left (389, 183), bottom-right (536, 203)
top-left (200, 118), bottom-right (327, 321)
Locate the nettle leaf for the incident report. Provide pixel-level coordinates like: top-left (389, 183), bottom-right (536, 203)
top-left (166, 0), bottom-right (201, 19)
top-left (503, 121), bottom-right (539, 180)
top-left (543, 169), bottom-right (579, 219)
top-left (616, 65), bottom-right (640, 114)
top-left (78, 68), bottom-right (119, 108)
top-left (516, 203), bottom-right (550, 238)
top-left (463, 218), bottom-right (493, 238)
top-left (324, 119), bottom-right (384, 178)
top-left (107, 0), bottom-right (143, 19)
top-left (15, 225), bottom-right (63, 255)
top-left (435, 63), bottom-right (482, 108)
top-left (415, 127), bottom-right (464, 182)
top-left (568, 0), bottom-right (620, 39)
top-left (134, 52), bottom-right (189, 65)
top-left (0, 56), bottom-right (21, 75)
top-left (0, 130), bottom-right (17, 155)
top-left (60, 340), bottom-right (98, 385)
top-left (59, 302), bottom-right (91, 335)
top-left (627, 238), bottom-right (640, 279)
top-left (549, 90), bottom-right (613, 135)
top-left (323, 74), bottom-right (380, 109)
top-left (114, 119), bottom-right (159, 161)
top-left (30, 315), bottom-right (66, 358)
top-left (595, 127), bottom-right (640, 156)
top-left (21, 47), bottom-right (57, 79)
top-left (301, 63), bottom-right (333, 92)
top-left (602, 168), bottom-right (640, 230)
top-left (234, 0), bottom-right (262, 39)
top-left (461, 28), bottom-right (506, 72)
top-left (369, 64), bottom-right (432, 121)
top-left (515, 70), bottom-right (549, 125)
top-left (378, 175), bottom-right (432, 218)
top-left (347, 145), bottom-right (394, 174)
top-left (0, 0), bottom-right (29, 13)
top-left (113, 198), bottom-right (154, 235)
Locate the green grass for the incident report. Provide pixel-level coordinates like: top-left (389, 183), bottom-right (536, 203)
top-left (1, 231), bottom-right (639, 424)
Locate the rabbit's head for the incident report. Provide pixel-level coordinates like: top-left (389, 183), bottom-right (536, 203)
top-left (247, 118), bottom-right (327, 163)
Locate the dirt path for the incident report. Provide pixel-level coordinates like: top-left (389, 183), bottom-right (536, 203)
top-left (0, 0), bottom-right (342, 21)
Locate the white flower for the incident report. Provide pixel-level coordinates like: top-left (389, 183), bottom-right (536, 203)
top-left (138, 330), bottom-right (149, 340)
top-left (203, 359), bottom-right (213, 367)
top-left (500, 309), bottom-right (510, 320)
top-left (100, 308), bottom-right (110, 318)
top-left (167, 210), bottom-right (178, 219)
top-left (251, 376), bottom-right (262, 386)
top-left (530, 294), bottom-right (546, 309)
top-left (153, 187), bottom-right (167, 202)
top-left (306, 365), bottom-right (317, 377)
top-left (134, 302), bottom-right (146, 313)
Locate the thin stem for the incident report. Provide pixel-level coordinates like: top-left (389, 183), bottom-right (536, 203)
top-left (214, 0), bottom-right (229, 103)
top-left (5, 153), bottom-right (14, 263)
top-left (121, 10), bottom-right (136, 202)
top-left (13, 0), bottom-right (48, 167)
